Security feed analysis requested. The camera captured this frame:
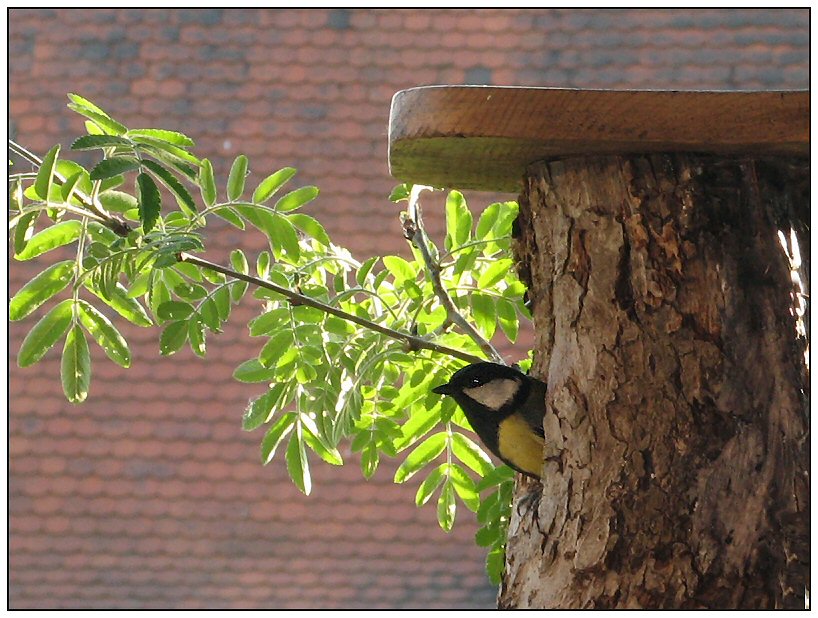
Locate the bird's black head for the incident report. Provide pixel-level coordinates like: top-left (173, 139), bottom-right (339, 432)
top-left (432, 362), bottom-right (526, 412)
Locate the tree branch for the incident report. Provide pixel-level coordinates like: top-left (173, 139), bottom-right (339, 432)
top-left (404, 186), bottom-right (505, 364)
top-left (179, 252), bottom-right (486, 365)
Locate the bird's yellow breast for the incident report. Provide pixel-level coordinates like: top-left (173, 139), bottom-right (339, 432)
top-left (497, 413), bottom-right (545, 477)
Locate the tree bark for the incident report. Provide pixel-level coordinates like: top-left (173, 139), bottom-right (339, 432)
top-left (503, 154), bottom-right (809, 609)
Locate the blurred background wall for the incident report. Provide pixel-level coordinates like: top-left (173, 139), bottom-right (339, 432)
top-left (8, 8), bottom-right (809, 609)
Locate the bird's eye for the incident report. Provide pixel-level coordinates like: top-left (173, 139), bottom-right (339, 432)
top-left (469, 378), bottom-right (482, 387)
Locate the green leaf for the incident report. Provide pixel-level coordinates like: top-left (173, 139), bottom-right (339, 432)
top-left (476, 202), bottom-right (500, 239)
top-left (383, 255), bottom-right (415, 285)
top-left (98, 190), bottom-right (138, 213)
top-left (259, 331), bottom-right (294, 368)
top-left (437, 481), bottom-right (456, 532)
top-left (227, 154), bottom-right (249, 201)
top-left (86, 282), bottom-right (152, 327)
top-left (213, 286), bottom-right (232, 321)
top-left (356, 256), bottom-right (379, 286)
top-left (140, 159), bottom-right (196, 215)
top-left (16, 220), bottom-right (82, 261)
top-left (34, 145), bottom-right (60, 201)
top-left (233, 358), bottom-right (277, 383)
top-left (159, 320), bottom-right (188, 355)
top-left (286, 429), bottom-right (311, 495)
top-left (415, 464), bottom-right (447, 506)
top-left (496, 298), bottom-right (519, 343)
top-left (198, 158), bottom-right (217, 207)
top-left (126, 128), bottom-right (195, 148)
top-left (261, 412), bottom-right (297, 464)
top-left (230, 249), bottom-right (249, 274)
top-left (212, 206), bottom-right (245, 229)
top-left (60, 171), bottom-right (83, 203)
top-left (77, 299), bottom-right (131, 367)
top-left (67, 93), bottom-right (110, 117)
top-left (89, 156), bottom-right (140, 180)
top-left (302, 421), bottom-right (343, 466)
top-left (9, 260), bottom-right (74, 321)
top-left (17, 299), bottom-right (74, 367)
top-left (471, 293), bottom-right (497, 339)
top-left (157, 300), bottom-right (194, 321)
top-left (394, 432), bottom-right (447, 483)
top-left (61, 325), bottom-right (91, 403)
top-left (449, 463), bottom-right (480, 512)
top-left (136, 172), bottom-right (161, 233)
top-left (451, 432), bottom-right (495, 477)
top-left (85, 120), bottom-right (103, 135)
top-left (68, 104), bottom-right (128, 135)
top-left (360, 443), bottom-right (379, 479)
top-left (477, 259), bottom-right (514, 289)
top-left (70, 135), bottom-right (134, 151)
top-left (288, 213), bottom-right (330, 247)
top-left (13, 212), bottom-right (36, 256)
top-left (252, 167), bottom-right (296, 204)
top-left (243, 389), bottom-right (276, 431)
top-left (445, 190), bottom-right (471, 249)
top-left (249, 308), bottom-right (289, 337)
top-left (256, 251), bottom-right (271, 278)
top-left (187, 316), bottom-right (206, 357)
top-left (394, 403), bottom-right (442, 452)
top-left (199, 298), bottom-right (221, 332)
top-left (486, 548), bottom-right (506, 585)
top-left (388, 183), bottom-right (411, 202)
top-left (275, 186), bottom-right (318, 212)
top-left (259, 210), bottom-right (300, 260)
top-left (140, 145), bottom-right (197, 182)
top-left (475, 465), bottom-right (515, 492)
top-left (86, 221), bottom-right (119, 245)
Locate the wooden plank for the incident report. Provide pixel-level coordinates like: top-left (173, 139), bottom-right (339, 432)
top-left (388, 86), bottom-right (809, 192)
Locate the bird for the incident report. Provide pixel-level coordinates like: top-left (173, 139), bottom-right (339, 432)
top-left (432, 362), bottom-right (547, 479)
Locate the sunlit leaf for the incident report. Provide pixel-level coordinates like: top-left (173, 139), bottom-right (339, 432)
top-left (61, 325), bottom-right (91, 403)
top-left (9, 260), bottom-right (74, 321)
top-left (227, 154), bottom-right (249, 201)
top-left (198, 158), bottom-right (217, 206)
top-left (77, 299), bottom-right (130, 367)
top-left (261, 411), bottom-right (297, 463)
top-left (16, 220), bottom-right (82, 261)
top-left (252, 167), bottom-right (296, 204)
top-left (33, 145), bottom-right (60, 201)
top-left (17, 299), bottom-right (74, 367)
top-left (126, 128), bottom-right (195, 147)
top-left (286, 428), bottom-right (311, 495)
top-left (415, 464), bottom-right (447, 506)
top-left (275, 186), bottom-right (318, 212)
top-left (394, 432), bottom-right (447, 483)
top-left (437, 481), bottom-right (456, 531)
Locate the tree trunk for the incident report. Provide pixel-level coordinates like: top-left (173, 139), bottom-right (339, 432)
top-left (503, 154), bottom-right (809, 609)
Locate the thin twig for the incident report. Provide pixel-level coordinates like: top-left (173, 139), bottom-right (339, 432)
top-left (179, 252), bottom-right (486, 365)
top-left (405, 186), bottom-right (505, 364)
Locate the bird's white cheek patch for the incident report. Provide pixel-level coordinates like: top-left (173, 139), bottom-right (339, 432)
top-left (463, 378), bottom-right (519, 410)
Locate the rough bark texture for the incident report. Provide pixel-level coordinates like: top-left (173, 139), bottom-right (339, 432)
top-left (502, 154), bottom-right (809, 609)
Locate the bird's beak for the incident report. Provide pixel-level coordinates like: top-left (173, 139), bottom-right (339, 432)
top-left (432, 383), bottom-right (453, 395)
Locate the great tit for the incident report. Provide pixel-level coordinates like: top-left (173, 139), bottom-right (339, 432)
top-left (432, 362), bottom-right (547, 479)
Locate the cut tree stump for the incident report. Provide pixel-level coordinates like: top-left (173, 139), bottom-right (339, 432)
top-left (389, 86), bottom-right (809, 609)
